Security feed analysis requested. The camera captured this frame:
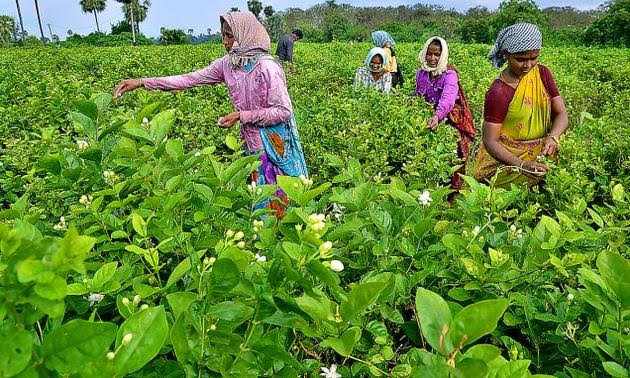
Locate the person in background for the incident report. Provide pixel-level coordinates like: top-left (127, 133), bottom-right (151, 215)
top-left (473, 23), bottom-right (568, 187)
top-left (276, 29), bottom-right (303, 74)
top-left (372, 30), bottom-right (404, 88)
top-left (113, 12), bottom-right (308, 218)
top-left (354, 47), bottom-right (392, 94)
top-left (408, 36), bottom-right (476, 198)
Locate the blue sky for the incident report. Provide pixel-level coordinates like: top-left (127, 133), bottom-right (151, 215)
top-left (1, 0), bottom-right (603, 39)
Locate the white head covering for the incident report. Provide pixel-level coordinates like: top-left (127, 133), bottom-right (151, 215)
top-left (364, 47), bottom-right (389, 73)
top-left (418, 36), bottom-right (449, 77)
top-left (488, 23), bottom-right (542, 69)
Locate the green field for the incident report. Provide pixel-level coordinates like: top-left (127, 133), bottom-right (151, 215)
top-left (0, 43), bottom-right (628, 377)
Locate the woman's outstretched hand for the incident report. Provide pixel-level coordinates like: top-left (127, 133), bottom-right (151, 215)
top-left (426, 115), bottom-right (439, 130)
top-left (217, 112), bottom-right (240, 129)
top-left (114, 79), bottom-right (143, 98)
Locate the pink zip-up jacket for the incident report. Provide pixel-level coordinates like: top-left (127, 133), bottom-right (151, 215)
top-left (142, 55), bottom-right (293, 151)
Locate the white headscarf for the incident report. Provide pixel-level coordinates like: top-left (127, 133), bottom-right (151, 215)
top-left (418, 36), bottom-right (449, 77)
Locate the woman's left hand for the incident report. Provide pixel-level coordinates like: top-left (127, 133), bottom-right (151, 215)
top-left (426, 115), bottom-right (439, 131)
top-left (542, 135), bottom-right (558, 156)
top-left (218, 112), bottom-right (240, 128)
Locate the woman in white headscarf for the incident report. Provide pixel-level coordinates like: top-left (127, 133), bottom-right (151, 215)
top-left (473, 23), bottom-right (568, 187)
top-left (408, 36), bottom-right (476, 196)
top-left (354, 47), bottom-right (393, 93)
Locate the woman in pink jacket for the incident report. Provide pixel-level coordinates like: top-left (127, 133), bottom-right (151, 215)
top-left (114, 12), bottom-right (308, 218)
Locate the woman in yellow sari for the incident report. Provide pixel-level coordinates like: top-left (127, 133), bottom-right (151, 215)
top-left (473, 23), bottom-right (568, 186)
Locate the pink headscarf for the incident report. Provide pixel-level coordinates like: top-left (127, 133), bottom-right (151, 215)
top-left (220, 12), bottom-right (271, 67)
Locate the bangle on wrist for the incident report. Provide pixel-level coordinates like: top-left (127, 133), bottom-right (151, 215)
top-left (519, 161), bottom-right (525, 169)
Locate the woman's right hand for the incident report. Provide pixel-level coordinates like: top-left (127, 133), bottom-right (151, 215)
top-left (114, 79), bottom-right (143, 98)
top-left (520, 160), bottom-right (550, 177)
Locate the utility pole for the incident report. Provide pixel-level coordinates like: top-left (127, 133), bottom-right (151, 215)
top-left (47, 23), bottom-right (53, 41)
top-left (15, 0), bottom-right (25, 42)
top-left (130, 0), bottom-right (136, 44)
top-left (34, 0), bottom-right (45, 41)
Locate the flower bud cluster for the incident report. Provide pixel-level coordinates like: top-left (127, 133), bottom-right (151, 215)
top-left (298, 174), bottom-right (313, 187)
top-left (418, 190), bottom-right (432, 206)
top-left (252, 220), bottom-right (264, 234)
top-left (76, 140), bottom-right (89, 150)
top-left (509, 224), bottom-right (524, 238)
top-left (103, 170), bottom-right (116, 185)
top-left (79, 194), bottom-right (94, 208)
top-left (246, 181), bottom-right (263, 195)
top-left (308, 213), bottom-right (326, 233)
top-left (53, 216), bottom-right (67, 231)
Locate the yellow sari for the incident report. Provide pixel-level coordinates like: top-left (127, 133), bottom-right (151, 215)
top-left (473, 65), bottom-right (552, 186)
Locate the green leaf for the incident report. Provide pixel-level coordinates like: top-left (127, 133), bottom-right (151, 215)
top-left (131, 212), bottom-right (147, 237)
top-left (165, 175), bottom-right (182, 192)
top-left (165, 139), bottom-right (184, 160)
top-left (300, 182), bottom-right (332, 206)
top-left (91, 262), bottom-right (117, 291)
top-left (450, 299), bottom-right (509, 348)
top-left (340, 281), bottom-right (387, 321)
top-left (225, 134), bottom-right (241, 151)
top-left (415, 288), bottom-right (452, 355)
top-left (0, 327), bottom-right (32, 377)
top-left (43, 320), bottom-right (117, 375)
top-left (209, 258), bottom-right (240, 293)
top-left (165, 251), bottom-right (204, 289)
top-left (166, 292), bottom-right (197, 320)
top-left (463, 344), bottom-right (502, 363)
top-left (277, 175), bottom-right (303, 204)
top-left (114, 306), bottom-right (169, 375)
top-left (602, 361), bottom-right (629, 377)
top-left (320, 327), bottom-right (361, 357)
top-left (454, 358), bottom-right (489, 378)
top-left (369, 207), bottom-right (392, 234)
top-left (296, 290), bottom-right (335, 322)
top-left (70, 111), bottom-right (97, 138)
top-left (124, 126), bottom-right (153, 144)
top-left (206, 302), bottom-right (254, 322)
top-left (74, 100), bottom-right (98, 120)
top-left (149, 109), bottom-right (175, 144)
top-left (92, 93), bottom-right (112, 116)
top-left (34, 275), bottom-right (67, 300)
top-left (597, 251), bottom-right (630, 307)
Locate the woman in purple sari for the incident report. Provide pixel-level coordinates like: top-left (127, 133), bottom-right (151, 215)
top-left (113, 12), bottom-right (307, 218)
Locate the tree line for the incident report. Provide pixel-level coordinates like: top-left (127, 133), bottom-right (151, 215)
top-left (0, 0), bottom-right (627, 48)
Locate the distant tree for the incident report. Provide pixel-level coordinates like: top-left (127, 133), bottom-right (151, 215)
top-left (0, 15), bottom-right (17, 46)
top-left (79, 0), bottom-right (107, 33)
top-left (160, 28), bottom-right (190, 45)
top-left (187, 28), bottom-right (194, 35)
top-left (247, 0), bottom-right (263, 19)
top-left (230, 7), bottom-right (239, 12)
top-left (493, 0), bottom-right (549, 33)
top-left (583, 0), bottom-right (630, 47)
top-left (466, 5), bottom-right (490, 19)
top-left (67, 29), bottom-right (73, 36)
top-left (116, 0), bottom-right (150, 36)
top-left (459, 17), bottom-right (494, 43)
top-left (111, 19), bottom-right (132, 34)
top-left (264, 5), bottom-right (274, 18)
top-left (206, 27), bottom-right (212, 35)
top-left (265, 13), bottom-right (286, 41)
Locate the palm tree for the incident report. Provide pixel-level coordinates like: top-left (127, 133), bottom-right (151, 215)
top-left (79, 0), bottom-right (107, 33)
top-left (33, 0), bottom-right (45, 41)
top-left (115, 0), bottom-right (150, 44)
top-left (15, 0), bottom-right (25, 42)
top-left (0, 15), bottom-right (16, 47)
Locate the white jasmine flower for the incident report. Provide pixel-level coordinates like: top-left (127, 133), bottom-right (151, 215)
top-left (320, 241), bottom-right (333, 252)
top-left (142, 117), bottom-right (149, 125)
top-left (234, 231), bottom-right (244, 241)
top-left (87, 293), bottom-right (104, 306)
top-left (107, 351), bottom-right (116, 361)
top-left (210, 324), bottom-right (217, 331)
top-left (76, 140), bottom-right (89, 149)
top-left (122, 297), bottom-right (130, 306)
top-left (510, 224), bottom-right (517, 232)
top-left (330, 260), bottom-right (344, 272)
top-left (133, 295), bottom-right (141, 305)
top-left (472, 226), bottom-right (481, 237)
top-left (320, 364), bottom-right (342, 378)
top-left (140, 304), bottom-right (149, 310)
top-left (567, 293), bottom-right (574, 301)
top-left (418, 191), bottom-right (432, 206)
top-left (255, 253), bottom-right (267, 262)
top-left (194, 151), bottom-right (201, 157)
top-left (237, 241), bottom-right (246, 249)
top-left (226, 230), bottom-right (235, 238)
